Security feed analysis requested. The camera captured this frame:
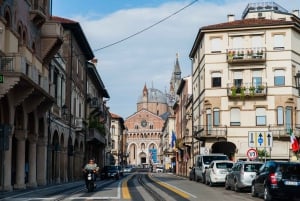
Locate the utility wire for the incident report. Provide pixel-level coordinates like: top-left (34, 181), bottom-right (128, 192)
top-left (93, 0), bottom-right (199, 52)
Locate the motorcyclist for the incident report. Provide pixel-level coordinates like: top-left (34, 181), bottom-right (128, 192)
top-left (83, 158), bottom-right (99, 188)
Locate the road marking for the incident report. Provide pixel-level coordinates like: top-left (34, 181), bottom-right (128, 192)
top-left (122, 174), bottom-right (134, 199)
top-left (149, 173), bottom-right (197, 199)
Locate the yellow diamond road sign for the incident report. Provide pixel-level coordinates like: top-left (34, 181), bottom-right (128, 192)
top-left (248, 131), bottom-right (273, 148)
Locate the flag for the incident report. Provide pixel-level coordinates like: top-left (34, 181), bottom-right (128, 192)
top-left (171, 130), bottom-right (177, 148)
top-left (289, 129), bottom-right (299, 152)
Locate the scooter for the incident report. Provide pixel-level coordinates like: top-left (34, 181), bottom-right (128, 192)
top-left (85, 169), bottom-right (96, 192)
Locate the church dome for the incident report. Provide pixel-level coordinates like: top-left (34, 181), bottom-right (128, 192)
top-left (137, 88), bottom-right (167, 104)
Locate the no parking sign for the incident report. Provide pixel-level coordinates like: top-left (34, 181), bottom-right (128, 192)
top-left (247, 148), bottom-right (258, 160)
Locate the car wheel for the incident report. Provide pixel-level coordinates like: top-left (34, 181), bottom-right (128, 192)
top-left (225, 179), bottom-right (230, 190)
top-left (263, 186), bottom-right (272, 201)
top-left (202, 173), bottom-right (206, 184)
top-left (251, 184), bottom-right (257, 197)
top-left (234, 180), bottom-right (240, 192)
top-left (209, 178), bottom-right (214, 187)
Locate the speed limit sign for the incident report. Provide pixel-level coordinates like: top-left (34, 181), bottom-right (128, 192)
top-left (247, 148), bottom-right (258, 160)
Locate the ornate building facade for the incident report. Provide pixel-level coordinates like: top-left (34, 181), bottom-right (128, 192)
top-left (124, 55), bottom-right (181, 167)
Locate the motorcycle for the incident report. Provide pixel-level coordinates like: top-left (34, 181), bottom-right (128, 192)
top-left (85, 169), bottom-right (97, 192)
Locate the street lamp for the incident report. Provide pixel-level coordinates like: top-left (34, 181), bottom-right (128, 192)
top-left (294, 71), bottom-right (300, 95)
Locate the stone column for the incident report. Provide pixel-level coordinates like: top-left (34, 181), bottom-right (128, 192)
top-left (27, 135), bottom-right (37, 187)
top-left (14, 129), bottom-right (26, 189)
top-left (55, 147), bottom-right (61, 184)
top-left (3, 134), bottom-right (13, 191)
top-left (37, 137), bottom-right (47, 185)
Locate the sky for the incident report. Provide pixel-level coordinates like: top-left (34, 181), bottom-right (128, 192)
top-left (52, 0), bottom-right (300, 119)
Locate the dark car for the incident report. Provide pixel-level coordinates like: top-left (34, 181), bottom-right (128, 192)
top-left (251, 161), bottom-right (300, 201)
top-left (100, 165), bottom-right (121, 180)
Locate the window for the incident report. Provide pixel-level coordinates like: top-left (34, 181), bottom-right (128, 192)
top-left (277, 107), bottom-right (284, 125)
top-left (251, 35), bottom-right (263, 48)
top-left (252, 70), bottom-right (262, 92)
top-left (285, 106), bottom-right (292, 131)
top-left (273, 34), bottom-right (284, 50)
top-left (212, 72), bottom-right (221, 87)
top-left (211, 37), bottom-right (221, 53)
top-left (274, 70), bottom-right (285, 86)
top-left (213, 108), bottom-right (220, 126)
top-left (256, 108), bottom-right (266, 126)
top-left (232, 36), bottom-right (243, 49)
top-left (233, 71), bottom-right (243, 92)
top-left (230, 108), bottom-right (240, 126)
top-left (206, 109), bottom-right (212, 134)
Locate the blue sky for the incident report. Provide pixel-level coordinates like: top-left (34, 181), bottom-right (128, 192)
top-left (52, 0), bottom-right (300, 119)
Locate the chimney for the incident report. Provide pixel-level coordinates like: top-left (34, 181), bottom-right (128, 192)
top-left (292, 9), bottom-right (299, 17)
top-left (227, 14), bottom-right (235, 22)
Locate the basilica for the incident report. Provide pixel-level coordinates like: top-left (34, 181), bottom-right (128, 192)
top-left (124, 55), bottom-right (181, 167)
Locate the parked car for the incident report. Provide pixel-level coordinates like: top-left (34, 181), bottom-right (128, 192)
top-left (100, 165), bottom-right (121, 180)
top-left (251, 161), bottom-right (300, 201)
top-left (205, 160), bottom-right (234, 186)
top-left (194, 154), bottom-right (229, 183)
top-left (123, 165), bottom-right (133, 173)
top-left (225, 161), bottom-right (263, 192)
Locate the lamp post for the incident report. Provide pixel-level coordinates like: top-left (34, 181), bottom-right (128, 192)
top-left (294, 71), bottom-right (300, 96)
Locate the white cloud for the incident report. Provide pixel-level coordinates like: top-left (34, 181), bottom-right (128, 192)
top-left (69, 0), bottom-right (300, 118)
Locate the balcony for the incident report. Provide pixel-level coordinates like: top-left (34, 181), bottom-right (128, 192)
top-left (227, 48), bottom-right (266, 64)
top-left (0, 55), bottom-right (54, 102)
top-left (193, 125), bottom-right (227, 140)
top-left (41, 22), bottom-right (63, 63)
top-left (227, 82), bottom-right (267, 98)
top-left (30, 2), bottom-right (47, 27)
top-left (268, 124), bottom-right (300, 138)
top-left (87, 128), bottom-right (106, 144)
top-left (183, 135), bottom-right (193, 146)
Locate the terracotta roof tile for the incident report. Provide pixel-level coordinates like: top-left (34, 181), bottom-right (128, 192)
top-left (202, 18), bottom-right (294, 30)
top-left (50, 16), bottom-right (78, 24)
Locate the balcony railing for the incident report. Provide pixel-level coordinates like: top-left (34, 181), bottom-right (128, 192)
top-left (268, 124), bottom-right (300, 137)
top-left (193, 125), bottom-right (227, 139)
top-left (0, 56), bottom-right (53, 96)
top-left (183, 135), bottom-right (193, 146)
top-left (227, 82), bottom-right (267, 98)
top-left (227, 47), bottom-right (266, 63)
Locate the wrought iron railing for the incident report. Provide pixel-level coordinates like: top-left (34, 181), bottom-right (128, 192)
top-left (227, 47), bottom-right (266, 63)
top-left (227, 82), bottom-right (267, 97)
top-left (193, 125), bottom-right (227, 138)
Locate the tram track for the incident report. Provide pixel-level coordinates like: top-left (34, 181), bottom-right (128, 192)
top-left (127, 172), bottom-right (190, 201)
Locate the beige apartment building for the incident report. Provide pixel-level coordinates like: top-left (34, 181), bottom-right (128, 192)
top-left (189, 2), bottom-right (300, 162)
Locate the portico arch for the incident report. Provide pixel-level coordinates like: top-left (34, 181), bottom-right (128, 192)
top-left (211, 141), bottom-right (236, 160)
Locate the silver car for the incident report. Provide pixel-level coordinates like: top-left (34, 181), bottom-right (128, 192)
top-left (225, 161), bottom-right (263, 192)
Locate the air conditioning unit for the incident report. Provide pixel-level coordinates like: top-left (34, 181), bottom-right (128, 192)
top-left (90, 97), bottom-right (99, 108)
top-left (75, 118), bottom-right (83, 129)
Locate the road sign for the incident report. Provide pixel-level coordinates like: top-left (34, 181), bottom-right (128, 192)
top-left (247, 148), bottom-right (258, 160)
top-left (0, 74), bottom-right (3, 83)
top-left (248, 131), bottom-right (273, 148)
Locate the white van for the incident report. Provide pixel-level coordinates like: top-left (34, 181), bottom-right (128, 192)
top-left (194, 154), bottom-right (229, 183)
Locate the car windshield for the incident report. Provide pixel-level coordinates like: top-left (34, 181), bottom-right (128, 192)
top-left (244, 164), bottom-right (263, 172)
top-left (203, 155), bottom-right (229, 164)
top-left (216, 162), bottom-right (233, 169)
